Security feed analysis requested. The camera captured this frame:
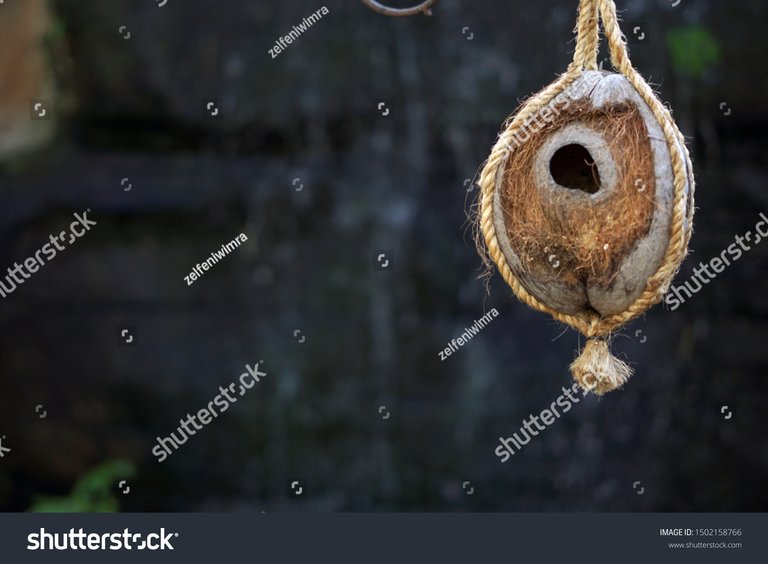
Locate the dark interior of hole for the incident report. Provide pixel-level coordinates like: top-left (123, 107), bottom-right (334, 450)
top-left (549, 144), bottom-right (601, 194)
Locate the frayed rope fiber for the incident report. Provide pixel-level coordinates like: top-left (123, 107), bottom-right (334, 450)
top-left (475, 0), bottom-right (695, 394)
top-left (570, 338), bottom-right (632, 395)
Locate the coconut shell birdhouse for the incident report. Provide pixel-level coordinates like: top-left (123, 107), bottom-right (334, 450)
top-left (477, 0), bottom-right (694, 394)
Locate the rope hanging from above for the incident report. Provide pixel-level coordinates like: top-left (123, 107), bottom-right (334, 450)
top-left (476, 0), bottom-right (695, 395)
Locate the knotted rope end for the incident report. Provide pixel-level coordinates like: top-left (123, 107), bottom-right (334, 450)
top-left (570, 337), bottom-right (633, 395)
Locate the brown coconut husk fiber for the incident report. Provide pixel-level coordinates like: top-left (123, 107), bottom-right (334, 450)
top-left (500, 100), bottom-right (657, 287)
top-left (474, 0), bottom-right (695, 395)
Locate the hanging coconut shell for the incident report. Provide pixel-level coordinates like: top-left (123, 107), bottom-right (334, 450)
top-left (476, 0), bottom-right (694, 395)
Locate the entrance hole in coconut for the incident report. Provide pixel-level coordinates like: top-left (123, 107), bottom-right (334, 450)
top-left (549, 144), bottom-right (601, 194)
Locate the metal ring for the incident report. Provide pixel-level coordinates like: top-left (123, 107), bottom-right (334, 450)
top-left (361, 0), bottom-right (438, 17)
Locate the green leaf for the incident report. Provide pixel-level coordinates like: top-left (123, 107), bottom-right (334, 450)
top-left (666, 25), bottom-right (721, 79)
top-left (28, 459), bottom-right (135, 513)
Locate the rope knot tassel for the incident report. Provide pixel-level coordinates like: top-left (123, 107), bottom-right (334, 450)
top-left (569, 338), bottom-right (633, 395)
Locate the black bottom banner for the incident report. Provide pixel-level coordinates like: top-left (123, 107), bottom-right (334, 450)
top-left (0, 513), bottom-right (763, 563)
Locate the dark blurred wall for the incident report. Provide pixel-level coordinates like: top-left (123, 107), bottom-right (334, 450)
top-left (0, 0), bottom-right (766, 512)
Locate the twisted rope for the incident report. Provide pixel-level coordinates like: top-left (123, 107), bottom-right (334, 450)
top-left (478, 0), bottom-right (694, 340)
top-left (571, 0), bottom-right (600, 72)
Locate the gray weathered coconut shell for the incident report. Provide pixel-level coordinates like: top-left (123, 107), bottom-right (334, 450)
top-left (492, 70), bottom-right (693, 317)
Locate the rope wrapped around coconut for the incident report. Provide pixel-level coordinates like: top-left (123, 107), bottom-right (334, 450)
top-left (476, 0), bottom-right (695, 395)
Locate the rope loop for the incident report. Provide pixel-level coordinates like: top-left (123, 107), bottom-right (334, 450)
top-left (572, 0), bottom-right (633, 73)
top-left (571, 0), bottom-right (600, 71)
